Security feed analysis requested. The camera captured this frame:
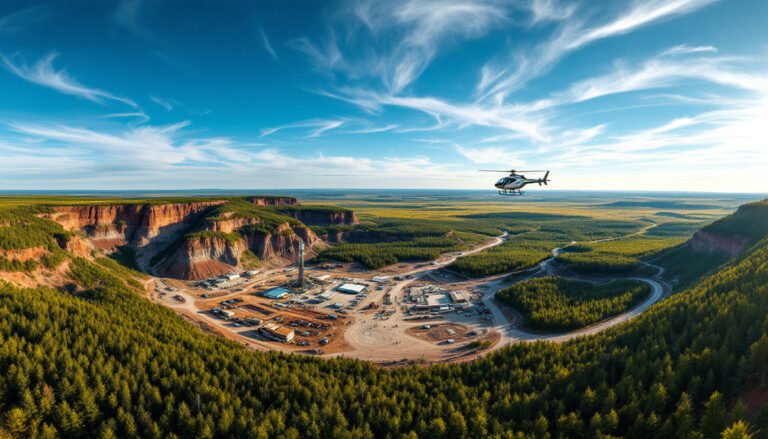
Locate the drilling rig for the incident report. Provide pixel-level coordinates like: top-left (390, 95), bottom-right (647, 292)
top-left (298, 239), bottom-right (305, 289)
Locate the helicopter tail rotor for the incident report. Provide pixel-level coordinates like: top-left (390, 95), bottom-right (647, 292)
top-left (538, 171), bottom-right (550, 186)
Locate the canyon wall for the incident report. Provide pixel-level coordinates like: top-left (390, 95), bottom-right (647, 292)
top-left (46, 197), bottom-right (338, 280)
top-left (48, 201), bottom-right (225, 250)
top-left (248, 197), bottom-right (298, 206)
top-left (277, 210), bottom-right (357, 226)
top-left (159, 218), bottom-right (322, 279)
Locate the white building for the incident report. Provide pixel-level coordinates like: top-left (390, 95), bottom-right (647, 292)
top-left (224, 273), bottom-right (240, 281)
top-left (312, 274), bottom-right (332, 283)
top-left (337, 283), bottom-right (366, 294)
top-left (319, 290), bottom-right (335, 301)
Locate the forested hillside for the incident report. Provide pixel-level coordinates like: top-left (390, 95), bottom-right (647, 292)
top-left (1, 198), bottom-right (768, 438)
top-left (496, 277), bottom-right (650, 331)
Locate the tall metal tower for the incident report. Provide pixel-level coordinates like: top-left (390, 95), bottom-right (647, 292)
top-left (298, 239), bottom-right (305, 289)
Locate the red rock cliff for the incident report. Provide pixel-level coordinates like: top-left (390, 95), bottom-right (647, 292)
top-left (49, 201), bottom-right (225, 245)
top-left (159, 222), bottom-right (320, 279)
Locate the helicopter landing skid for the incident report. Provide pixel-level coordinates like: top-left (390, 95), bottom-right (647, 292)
top-left (498, 189), bottom-right (523, 196)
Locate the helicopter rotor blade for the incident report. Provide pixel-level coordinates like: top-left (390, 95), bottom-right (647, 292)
top-left (478, 169), bottom-right (548, 173)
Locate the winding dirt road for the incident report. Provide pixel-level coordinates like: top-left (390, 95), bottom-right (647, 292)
top-left (333, 223), bottom-right (670, 361)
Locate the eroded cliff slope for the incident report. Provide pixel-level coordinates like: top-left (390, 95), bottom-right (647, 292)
top-left (44, 197), bottom-right (356, 279)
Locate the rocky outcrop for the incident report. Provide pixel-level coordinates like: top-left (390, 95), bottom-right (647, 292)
top-left (160, 222), bottom-right (320, 279)
top-left (247, 197), bottom-right (298, 206)
top-left (160, 236), bottom-right (245, 280)
top-left (687, 230), bottom-right (749, 257)
top-left (55, 234), bottom-right (90, 258)
top-left (277, 210), bottom-right (357, 226)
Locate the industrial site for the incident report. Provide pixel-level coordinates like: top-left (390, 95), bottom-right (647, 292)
top-left (148, 234), bottom-right (510, 363)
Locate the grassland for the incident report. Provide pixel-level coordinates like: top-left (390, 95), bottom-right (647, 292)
top-left (313, 217), bottom-right (491, 268)
top-left (301, 191), bottom-right (750, 273)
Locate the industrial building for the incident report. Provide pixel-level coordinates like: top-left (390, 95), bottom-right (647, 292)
top-left (223, 273), bottom-right (240, 281)
top-left (261, 287), bottom-right (290, 300)
top-left (312, 274), bottom-right (332, 283)
top-left (413, 290), bottom-right (470, 311)
top-left (319, 290), bottom-right (335, 301)
top-left (260, 323), bottom-right (295, 342)
top-left (337, 283), bottom-right (366, 294)
top-left (371, 275), bottom-right (390, 284)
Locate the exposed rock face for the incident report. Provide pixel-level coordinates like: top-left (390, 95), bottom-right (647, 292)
top-left (687, 230), bottom-right (749, 257)
top-left (160, 222), bottom-right (320, 279)
top-left (55, 235), bottom-right (90, 258)
top-left (248, 197), bottom-right (298, 206)
top-left (318, 230), bottom-right (393, 244)
top-left (278, 210), bottom-right (358, 226)
top-left (161, 236), bottom-right (245, 280)
top-left (45, 198), bottom-right (339, 280)
top-left (48, 201), bottom-right (225, 250)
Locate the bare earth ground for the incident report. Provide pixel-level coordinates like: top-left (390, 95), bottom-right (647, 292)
top-left (145, 226), bottom-right (671, 365)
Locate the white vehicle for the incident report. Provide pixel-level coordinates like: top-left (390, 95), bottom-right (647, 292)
top-left (481, 168), bottom-right (550, 196)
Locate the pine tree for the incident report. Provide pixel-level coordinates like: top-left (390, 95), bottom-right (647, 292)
top-left (701, 392), bottom-right (727, 439)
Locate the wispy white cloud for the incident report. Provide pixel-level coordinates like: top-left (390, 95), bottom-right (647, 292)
top-left (115, 0), bottom-right (152, 38)
top-left (343, 123), bottom-right (399, 134)
top-left (294, 0), bottom-right (509, 94)
top-left (260, 119), bottom-right (347, 137)
top-left (0, 6), bottom-right (47, 33)
top-left (150, 95), bottom-right (173, 110)
top-left (0, 52), bottom-right (138, 107)
top-left (551, 96), bottom-right (768, 168)
top-left (99, 112), bottom-right (151, 124)
top-left (524, 0), bottom-right (576, 24)
top-left (325, 88), bottom-right (551, 141)
top-left (259, 27), bottom-right (277, 60)
top-left (454, 144), bottom-right (527, 164)
top-left (0, 119), bottom-right (462, 188)
top-left (661, 44), bottom-right (718, 56)
top-left (562, 56), bottom-right (768, 103)
top-left (478, 0), bottom-right (721, 101)
top-left (308, 120), bottom-right (345, 137)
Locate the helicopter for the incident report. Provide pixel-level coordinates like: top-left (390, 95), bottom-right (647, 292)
top-left (480, 169), bottom-right (550, 196)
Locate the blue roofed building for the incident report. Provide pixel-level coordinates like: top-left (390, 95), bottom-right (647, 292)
top-left (262, 287), bottom-right (290, 300)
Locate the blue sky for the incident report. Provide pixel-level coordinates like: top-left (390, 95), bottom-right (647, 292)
top-left (1, 0), bottom-right (767, 191)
